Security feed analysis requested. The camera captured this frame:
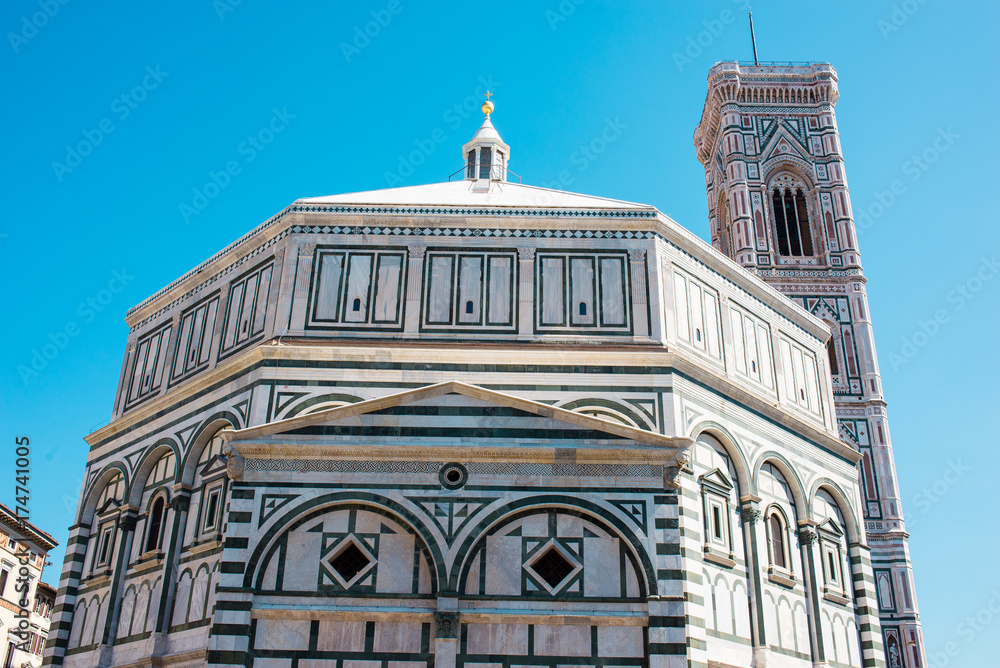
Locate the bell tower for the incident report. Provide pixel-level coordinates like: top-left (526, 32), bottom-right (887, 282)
top-left (694, 61), bottom-right (925, 668)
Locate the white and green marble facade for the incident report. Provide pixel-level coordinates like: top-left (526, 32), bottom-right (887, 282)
top-left (45, 114), bottom-right (885, 667)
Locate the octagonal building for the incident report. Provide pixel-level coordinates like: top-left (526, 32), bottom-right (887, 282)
top-left (44, 69), bottom-right (911, 668)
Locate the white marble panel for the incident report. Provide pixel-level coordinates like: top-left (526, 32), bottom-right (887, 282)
top-left (255, 619), bottom-right (310, 650)
top-left (344, 254), bottom-right (373, 323)
top-left (283, 531), bottom-right (321, 591)
top-left (316, 621), bottom-right (366, 651)
top-left (374, 621), bottom-right (422, 652)
top-left (427, 255), bottom-right (454, 323)
top-left (570, 257), bottom-right (595, 325)
top-left (599, 257), bottom-right (626, 326)
top-left (597, 625), bottom-right (644, 657)
top-left (373, 254), bottom-right (402, 322)
top-left (541, 257), bottom-right (565, 325)
top-left (583, 537), bottom-right (620, 596)
top-left (533, 624), bottom-right (591, 656)
top-left (466, 623), bottom-right (528, 655)
top-left (487, 256), bottom-right (512, 325)
top-left (313, 252), bottom-right (344, 320)
top-left (485, 536), bottom-right (522, 595)
top-left (458, 256), bottom-right (483, 323)
top-left (375, 533), bottom-right (415, 593)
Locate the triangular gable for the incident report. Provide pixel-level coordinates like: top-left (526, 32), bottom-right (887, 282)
top-left (698, 468), bottom-right (734, 493)
top-left (199, 454), bottom-right (229, 479)
top-left (224, 381), bottom-right (690, 457)
top-left (760, 129), bottom-right (811, 164)
top-left (817, 518), bottom-right (844, 538)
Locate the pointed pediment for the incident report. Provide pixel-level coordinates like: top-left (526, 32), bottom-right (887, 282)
top-left (199, 454), bottom-right (229, 479)
top-left (97, 498), bottom-right (122, 517)
top-left (817, 518), bottom-right (844, 538)
top-left (760, 129), bottom-right (811, 164)
top-left (223, 381), bottom-right (690, 461)
top-left (698, 468), bottom-right (734, 493)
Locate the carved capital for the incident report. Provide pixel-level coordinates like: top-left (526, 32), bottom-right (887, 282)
top-left (798, 528), bottom-right (817, 546)
top-left (119, 515), bottom-right (137, 532)
top-left (628, 248), bottom-right (646, 262)
top-left (298, 243), bottom-right (316, 257)
top-left (408, 246), bottom-right (427, 260)
top-left (518, 247), bottom-right (536, 262)
top-left (433, 612), bottom-right (460, 639)
top-left (168, 495), bottom-right (190, 512)
top-left (740, 505), bottom-right (761, 525)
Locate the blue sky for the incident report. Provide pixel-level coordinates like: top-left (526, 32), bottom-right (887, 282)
top-left (1, 0), bottom-right (996, 663)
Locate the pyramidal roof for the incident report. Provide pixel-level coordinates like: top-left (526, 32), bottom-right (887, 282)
top-left (297, 180), bottom-right (653, 211)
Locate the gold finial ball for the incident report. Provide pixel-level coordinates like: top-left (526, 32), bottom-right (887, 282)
top-left (482, 100), bottom-right (494, 116)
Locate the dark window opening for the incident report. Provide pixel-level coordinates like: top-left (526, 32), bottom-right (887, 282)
top-left (579, 302), bottom-right (587, 316)
top-left (352, 298), bottom-right (361, 312)
top-left (771, 187), bottom-right (814, 257)
top-left (445, 469), bottom-right (461, 484)
top-left (479, 147), bottom-right (492, 179)
top-left (0, 570), bottom-right (8, 597)
top-left (96, 529), bottom-right (112, 567)
top-left (751, 360), bottom-right (757, 373)
top-left (827, 340), bottom-right (839, 375)
top-left (695, 328), bottom-right (702, 342)
top-left (466, 150), bottom-right (476, 179)
top-left (712, 506), bottom-right (723, 540)
top-left (330, 542), bottom-right (370, 583)
top-left (466, 300), bottom-right (474, 314)
top-left (800, 388), bottom-right (806, 401)
top-left (827, 552), bottom-right (838, 583)
top-left (203, 491), bottom-right (220, 532)
top-left (769, 514), bottom-right (786, 569)
top-left (532, 547), bottom-right (575, 589)
top-left (145, 498), bottom-right (164, 553)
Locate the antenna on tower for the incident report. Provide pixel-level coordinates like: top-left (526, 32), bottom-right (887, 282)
top-left (748, 9), bottom-right (759, 65)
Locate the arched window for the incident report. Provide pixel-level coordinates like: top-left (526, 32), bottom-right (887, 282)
top-left (352, 298), bottom-right (361, 312)
top-left (578, 302), bottom-right (587, 316)
top-left (145, 497), bottom-right (165, 553)
top-left (771, 186), bottom-right (814, 257)
top-left (466, 150), bottom-right (476, 179)
top-left (769, 512), bottom-right (787, 569)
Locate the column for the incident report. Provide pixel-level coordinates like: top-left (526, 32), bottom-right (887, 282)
top-left (517, 247), bottom-right (535, 338)
top-left (154, 489), bottom-right (192, 636)
top-left (100, 511), bottom-right (138, 661)
top-left (433, 603), bottom-right (459, 668)
top-left (739, 496), bottom-right (769, 667)
top-left (628, 247), bottom-right (650, 339)
top-left (403, 246), bottom-right (426, 336)
top-left (797, 524), bottom-right (828, 667)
